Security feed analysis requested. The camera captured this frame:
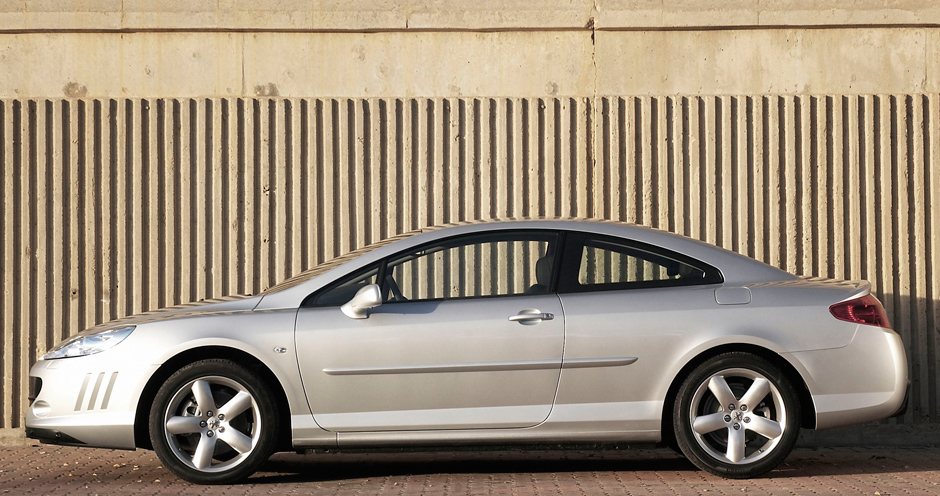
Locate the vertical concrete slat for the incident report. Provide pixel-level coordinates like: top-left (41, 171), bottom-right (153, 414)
top-left (273, 99), bottom-right (288, 281)
top-left (638, 96), bottom-right (652, 227)
top-left (814, 96), bottom-right (830, 278)
top-left (461, 98), bottom-right (476, 222)
top-left (734, 96), bottom-right (749, 257)
top-left (492, 99), bottom-right (506, 219)
top-left (892, 95), bottom-right (913, 422)
top-left (830, 96), bottom-right (846, 279)
top-left (766, 96), bottom-right (782, 268)
top-left (861, 95), bottom-right (878, 286)
top-left (876, 94), bottom-right (894, 314)
top-left (623, 97), bottom-right (638, 225)
top-left (163, 100), bottom-right (178, 304)
top-left (82, 100), bottom-right (98, 327)
top-left (66, 100), bottom-right (82, 338)
top-left (580, 98), bottom-right (592, 218)
top-left (927, 93), bottom-right (940, 419)
top-left (798, 96), bottom-right (813, 276)
top-left (143, 99), bottom-right (158, 311)
top-left (446, 97), bottom-right (461, 223)
top-left (209, 99), bottom-right (224, 294)
top-left (304, 98), bottom-right (319, 265)
top-left (384, 98), bottom-right (400, 235)
top-left (177, 100), bottom-right (193, 303)
top-left (477, 99), bottom-right (491, 220)
top-left (433, 97), bottom-right (447, 225)
top-left (542, 98), bottom-right (557, 218)
top-left (37, 100), bottom-right (51, 360)
top-left (782, 96), bottom-right (797, 274)
top-left (100, 100), bottom-right (114, 321)
top-left (751, 96), bottom-right (766, 264)
top-left (224, 98), bottom-right (239, 294)
top-left (1, 100), bottom-right (12, 428)
top-left (129, 99), bottom-right (144, 315)
top-left (258, 99), bottom-right (273, 287)
top-left (370, 98), bottom-right (384, 241)
top-left (671, 97), bottom-right (686, 236)
top-left (911, 94), bottom-right (929, 421)
top-left (601, 97), bottom-right (616, 222)
top-left (718, 95), bottom-right (732, 249)
top-left (509, 104), bottom-right (524, 281)
top-left (16, 100), bottom-right (32, 427)
top-left (290, 98), bottom-right (304, 274)
top-left (37, 100), bottom-right (52, 362)
top-left (195, 98), bottom-right (211, 299)
top-left (400, 99), bottom-right (414, 232)
top-left (350, 99), bottom-right (366, 250)
top-left (845, 96), bottom-right (862, 281)
top-left (702, 97), bottom-right (717, 246)
top-left (336, 98), bottom-right (354, 252)
top-left (320, 99), bottom-right (336, 261)
top-left (687, 97), bottom-right (701, 240)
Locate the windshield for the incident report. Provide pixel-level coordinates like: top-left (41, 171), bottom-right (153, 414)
top-left (262, 230), bottom-right (418, 294)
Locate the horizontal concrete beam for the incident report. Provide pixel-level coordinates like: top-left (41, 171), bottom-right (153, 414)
top-left (0, 31), bottom-right (596, 98)
top-left (2, 27), bottom-right (939, 98)
top-left (0, 1), bottom-right (939, 32)
top-left (598, 28), bottom-right (940, 95)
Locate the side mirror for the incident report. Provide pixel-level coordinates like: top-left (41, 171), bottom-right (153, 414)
top-left (341, 284), bottom-right (383, 319)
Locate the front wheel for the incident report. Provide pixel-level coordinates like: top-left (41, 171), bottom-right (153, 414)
top-left (149, 359), bottom-right (278, 484)
top-left (673, 352), bottom-right (801, 478)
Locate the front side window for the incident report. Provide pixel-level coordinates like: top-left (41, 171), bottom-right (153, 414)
top-left (561, 234), bottom-right (722, 292)
top-left (383, 231), bottom-right (559, 302)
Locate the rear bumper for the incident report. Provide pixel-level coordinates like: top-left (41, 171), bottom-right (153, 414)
top-left (890, 381), bottom-right (911, 419)
top-left (786, 325), bottom-right (908, 430)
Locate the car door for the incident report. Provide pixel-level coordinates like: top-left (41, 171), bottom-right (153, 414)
top-left (294, 230), bottom-right (565, 432)
top-left (549, 232), bottom-right (725, 431)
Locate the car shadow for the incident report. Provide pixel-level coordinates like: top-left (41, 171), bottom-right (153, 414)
top-left (248, 449), bottom-right (695, 483)
top-left (246, 447), bottom-right (938, 484)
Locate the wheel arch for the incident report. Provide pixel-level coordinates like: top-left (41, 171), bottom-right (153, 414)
top-left (659, 343), bottom-right (816, 449)
top-left (133, 346), bottom-right (292, 451)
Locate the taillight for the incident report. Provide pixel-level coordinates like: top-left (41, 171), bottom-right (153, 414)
top-left (829, 294), bottom-right (891, 328)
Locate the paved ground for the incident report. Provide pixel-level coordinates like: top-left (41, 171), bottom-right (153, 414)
top-left (2, 444), bottom-right (939, 495)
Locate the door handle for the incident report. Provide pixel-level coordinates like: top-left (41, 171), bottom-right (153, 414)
top-left (508, 310), bottom-right (555, 323)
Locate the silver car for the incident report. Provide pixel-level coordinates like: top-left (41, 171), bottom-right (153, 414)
top-left (25, 220), bottom-right (908, 483)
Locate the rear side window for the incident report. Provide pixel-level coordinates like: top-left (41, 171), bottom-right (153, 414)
top-left (559, 233), bottom-right (722, 293)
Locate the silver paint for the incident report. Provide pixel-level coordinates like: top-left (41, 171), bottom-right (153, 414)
top-left (25, 220), bottom-right (907, 463)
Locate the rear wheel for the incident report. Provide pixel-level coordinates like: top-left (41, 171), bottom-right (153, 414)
top-left (149, 359), bottom-right (278, 484)
top-left (673, 353), bottom-right (801, 478)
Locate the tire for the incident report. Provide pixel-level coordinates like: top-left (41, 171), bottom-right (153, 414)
top-left (149, 359), bottom-right (279, 484)
top-left (673, 352), bottom-right (801, 478)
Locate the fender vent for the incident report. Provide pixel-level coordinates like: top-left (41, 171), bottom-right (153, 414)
top-left (74, 372), bottom-right (118, 411)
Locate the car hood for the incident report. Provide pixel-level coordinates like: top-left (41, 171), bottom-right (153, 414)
top-left (79, 294), bottom-right (263, 334)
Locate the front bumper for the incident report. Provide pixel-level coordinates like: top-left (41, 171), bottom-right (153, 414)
top-left (24, 353), bottom-right (154, 450)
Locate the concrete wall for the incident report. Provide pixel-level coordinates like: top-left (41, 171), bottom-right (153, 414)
top-left (1, 2), bottom-right (939, 446)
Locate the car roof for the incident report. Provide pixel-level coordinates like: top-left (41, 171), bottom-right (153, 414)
top-left (254, 218), bottom-right (794, 310)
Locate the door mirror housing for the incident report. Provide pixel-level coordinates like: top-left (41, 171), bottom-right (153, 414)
top-left (341, 284), bottom-right (383, 319)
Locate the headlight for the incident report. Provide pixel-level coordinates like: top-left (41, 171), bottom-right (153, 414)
top-left (41, 326), bottom-right (136, 360)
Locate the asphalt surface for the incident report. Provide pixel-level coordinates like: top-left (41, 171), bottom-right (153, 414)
top-left (2, 444), bottom-right (939, 495)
